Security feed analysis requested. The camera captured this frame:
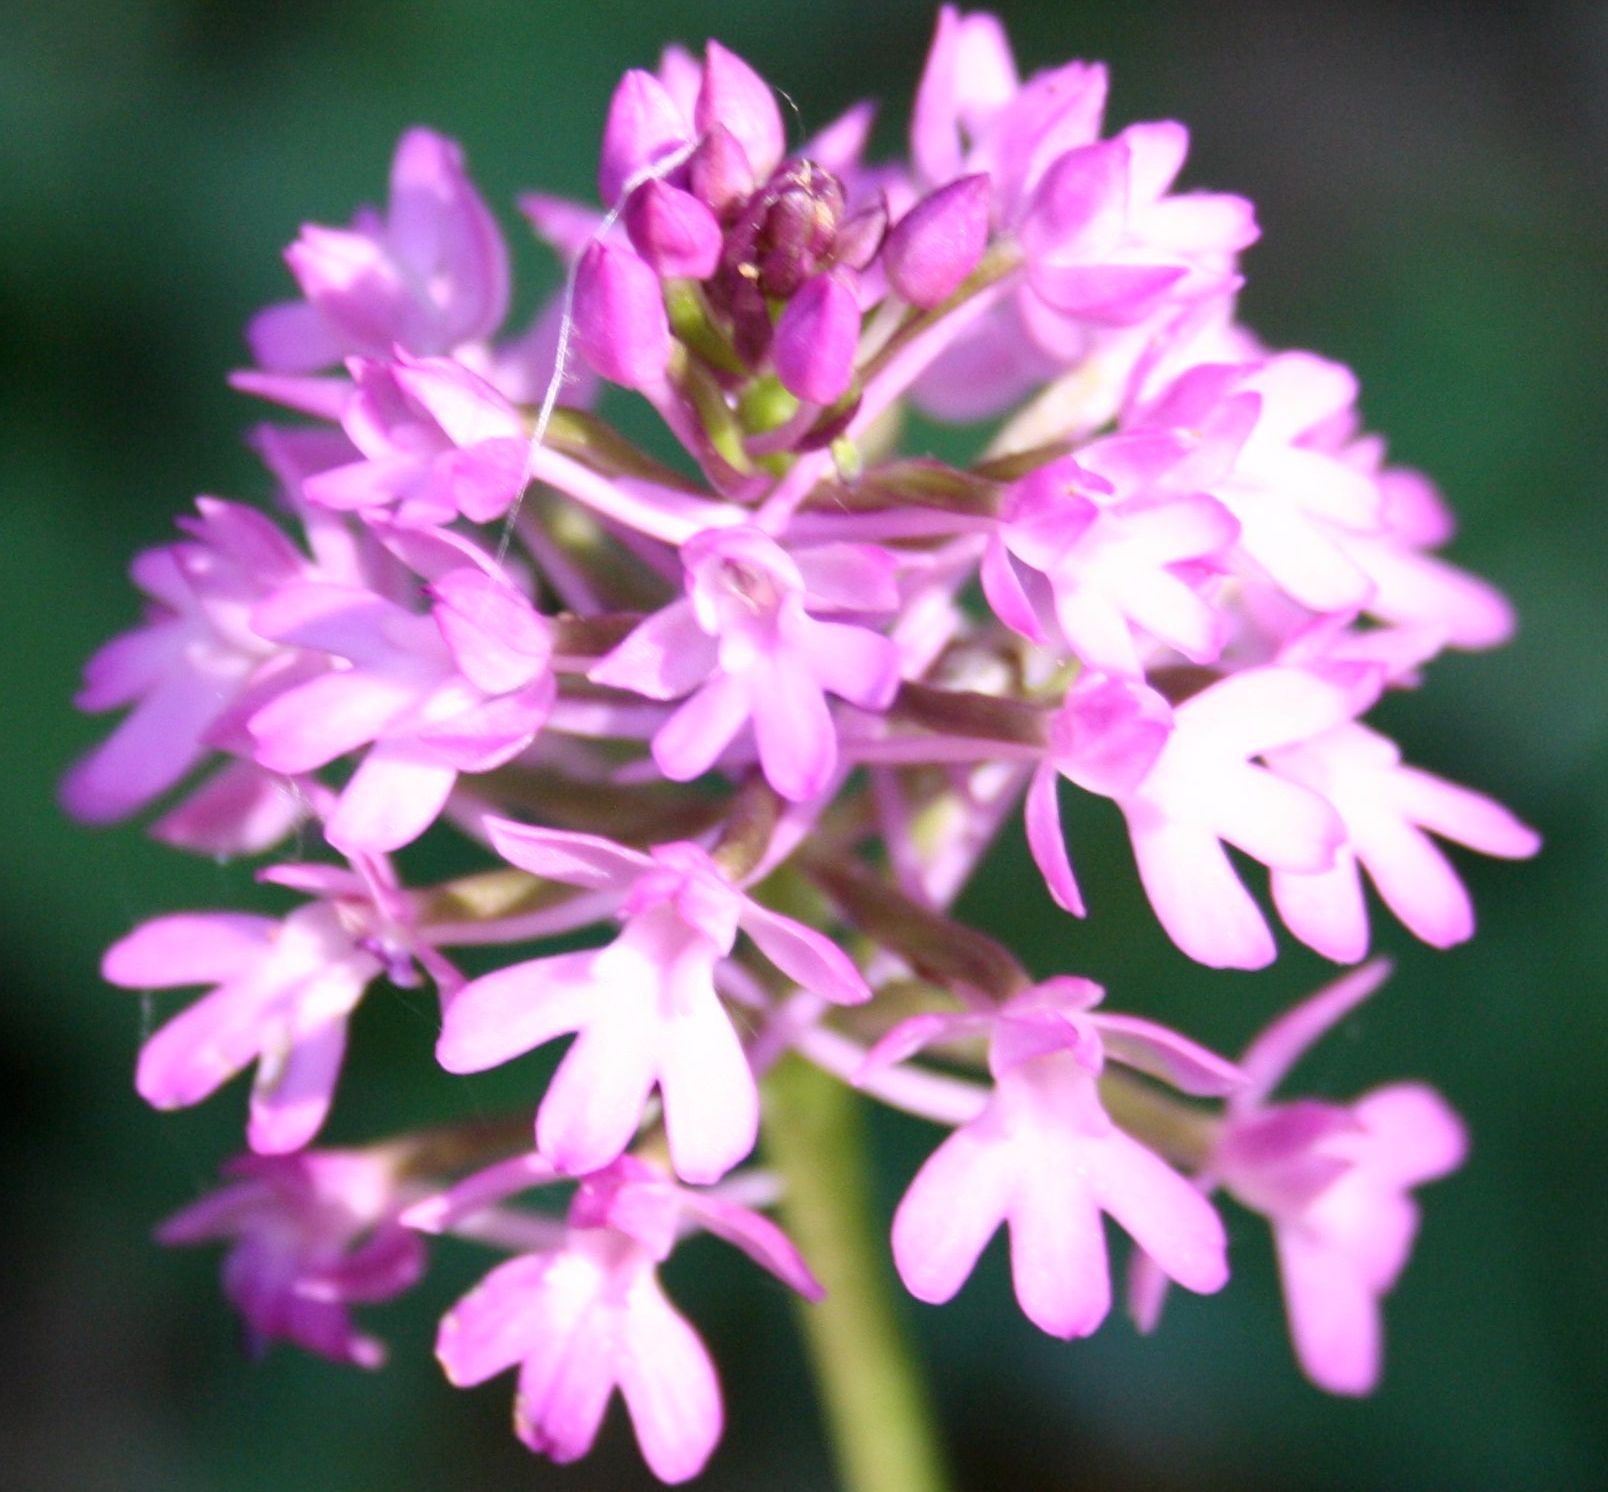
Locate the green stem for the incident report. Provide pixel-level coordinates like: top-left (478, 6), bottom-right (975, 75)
top-left (764, 1054), bottom-right (954, 1492)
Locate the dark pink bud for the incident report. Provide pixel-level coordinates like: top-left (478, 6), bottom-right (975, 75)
top-left (884, 173), bottom-right (992, 309)
top-left (599, 69), bottom-right (690, 206)
top-left (773, 271), bottom-right (859, 405)
top-left (625, 179), bottom-right (722, 280)
top-left (695, 41), bottom-right (785, 184)
top-left (688, 123), bottom-right (757, 218)
top-left (573, 241), bottom-right (670, 389)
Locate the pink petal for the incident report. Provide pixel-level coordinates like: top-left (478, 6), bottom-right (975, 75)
top-left (1087, 1128), bottom-right (1228, 1295)
top-left (1238, 960), bottom-right (1393, 1105)
top-left (656, 983), bottom-right (758, 1185)
top-left (248, 671), bottom-right (418, 774)
top-left (484, 819), bottom-right (652, 887)
top-left (891, 1116), bottom-right (1014, 1306)
top-left (750, 664), bottom-right (836, 802)
top-left (324, 743), bottom-right (457, 853)
top-left (135, 985), bottom-right (275, 1111)
top-left (588, 600), bottom-right (717, 700)
top-left (1212, 767), bottom-right (1344, 873)
top-left (248, 299), bottom-right (342, 373)
top-left (618, 1283), bottom-right (723, 1484)
top-left (103, 914), bottom-right (274, 989)
top-left (739, 902), bottom-right (870, 1006)
top-left (516, 1286), bottom-right (616, 1463)
top-left (1093, 1013), bottom-right (1243, 1096)
top-left (791, 618), bottom-right (901, 712)
top-left (1025, 763), bottom-right (1085, 915)
top-left (1272, 854), bottom-right (1372, 965)
top-left (247, 1018), bottom-right (348, 1154)
top-left (538, 999), bottom-right (661, 1177)
top-left (652, 674), bottom-right (751, 783)
top-left (1128, 814), bottom-right (1276, 969)
top-left (1275, 1226), bottom-right (1382, 1395)
top-left (684, 1196), bottom-right (824, 1301)
top-left (1353, 1082), bottom-right (1467, 1186)
top-left (695, 41), bottom-right (784, 183)
top-left (436, 1251), bottom-right (561, 1387)
top-left (1006, 1167), bottom-right (1110, 1338)
top-left (436, 950), bottom-right (601, 1073)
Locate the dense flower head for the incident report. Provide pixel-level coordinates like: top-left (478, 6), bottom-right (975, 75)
top-left (67, 9), bottom-right (1537, 1484)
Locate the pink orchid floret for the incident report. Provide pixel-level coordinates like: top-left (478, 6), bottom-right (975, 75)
top-left (246, 566), bottom-right (555, 853)
top-left (873, 976), bottom-right (1238, 1339)
top-left (158, 1147), bottom-right (425, 1368)
top-left (301, 352), bottom-right (529, 526)
top-left (103, 898), bottom-right (386, 1154)
top-left (420, 1155), bottom-right (820, 1484)
top-left (1267, 722), bottom-right (1541, 960)
top-left (907, 9), bottom-right (1255, 418)
top-left (62, 499), bottom-right (323, 826)
top-left (590, 527), bottom-right (902, 802)
top-left (981, 450), bottom-right (1239, 676)
top-left (1030, 666), bottom-right (1375, 967)
top-left (248, 127), bottom-right (509, 376)
top-left (1133, 963), bottom-right (1467, 1394)
top-left (437, 821), bottom-right (869, 1184)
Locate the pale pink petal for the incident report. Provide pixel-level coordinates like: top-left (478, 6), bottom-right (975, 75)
top-left (1272, 854), bottom-right (1372, 964)
top-left (981, 536), bottom-right (1047, 641)
top-left (1212, 768), bottom-right (1343, 873)
top-left (751, 665), bottom-right (836, 802)
top-left (1275, 1226), bottom-right (1381, 1395)
top-left (738, 902), bottom-right (870, 1005)
top-left (103, 914), bottom-right (274, 989)
top-left (247, 1019), bottom-right (348, 1154)
top-left (1353, 1083), bottom-right (1467, 1187)
top-left (1389, 768), bottom-right (1540, 858)
top-left (1025, 763), bottom-right (1085, 915)
top-left (1238, 960), bottom-right (1392, 1105)
top-left (1177, 666), bottom-right (1361, 759)
top-left (1087, 1128), bottom-right (1228, 1295)
top-left (1353, 818), bottom-right (1474, 948)
top-left (62, 670), bottom-right (227, 822)
top-left (517, 1294), bottom-right (616, 1463)
top-left (791, 619), bottom-right (901, 711)
top-left (891, 1117), bottom-right (1014, 1306)
top-left (1006, 1169), bottom-right (1110, 1337)
top-left (589, 600), bottom-right (717, 700)
top-left (656, 983), bottom-right (758, 1185)
top-left (1128, 813), bottom-right (1276, 969)
top-left (538, 1010), bottom-right (661, 1177)
top-left (1093, 1013), bottom-right (1243, 1096)
top-left (436, 951), bottom-right (601, 1073)
top-left (436, 1252), bottom-right (561, 1387)
top-left (653, 674), bottom-right (751, 782)
top-left (683, 1197), bottom-right (823, 1300)
top-left (151, 761), bottom-right (305, 857)
top-left (325, 743), bottom-right (458, 853)
top-left (135, 985), bottom-right (276, 1111)
top-left (484, 819), bottom-right (652, 888)
top-left (248, 671), bottom-right (419, 774)
top-left (618, 1282), bottom-right (723, 1484)
top-left (248, 300), bottom-right (343, 373)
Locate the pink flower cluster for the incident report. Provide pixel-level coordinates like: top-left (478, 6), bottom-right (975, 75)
top-left (71, 10), bottom-right (1536, 1482)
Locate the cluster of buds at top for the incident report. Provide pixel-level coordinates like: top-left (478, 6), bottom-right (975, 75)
top-left (68, 9), bottom-right (1536, 1484)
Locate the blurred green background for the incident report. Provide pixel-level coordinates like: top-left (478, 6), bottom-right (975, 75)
top-left (3, 1), bottom-right (1604, 1487)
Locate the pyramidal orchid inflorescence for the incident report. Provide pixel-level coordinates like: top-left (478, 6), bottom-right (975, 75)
top-left (69, 11), bottom-right (1538, 1484)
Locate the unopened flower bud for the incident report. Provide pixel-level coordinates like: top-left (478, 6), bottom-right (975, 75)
top-left (688, 123), bottom-right (755, 218)
top-left (884, 173), bottom-right (992, 308)
top-left (625, 179), bottom-right (723, 280)
top-left (773, 270), bottom-right (859, 405)
top-left (695, 40), bottom-right (785, 185)
top-left (598, 68), bottom-right (689, 206)
top-left (573, 240), bottom-right (670, 388)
